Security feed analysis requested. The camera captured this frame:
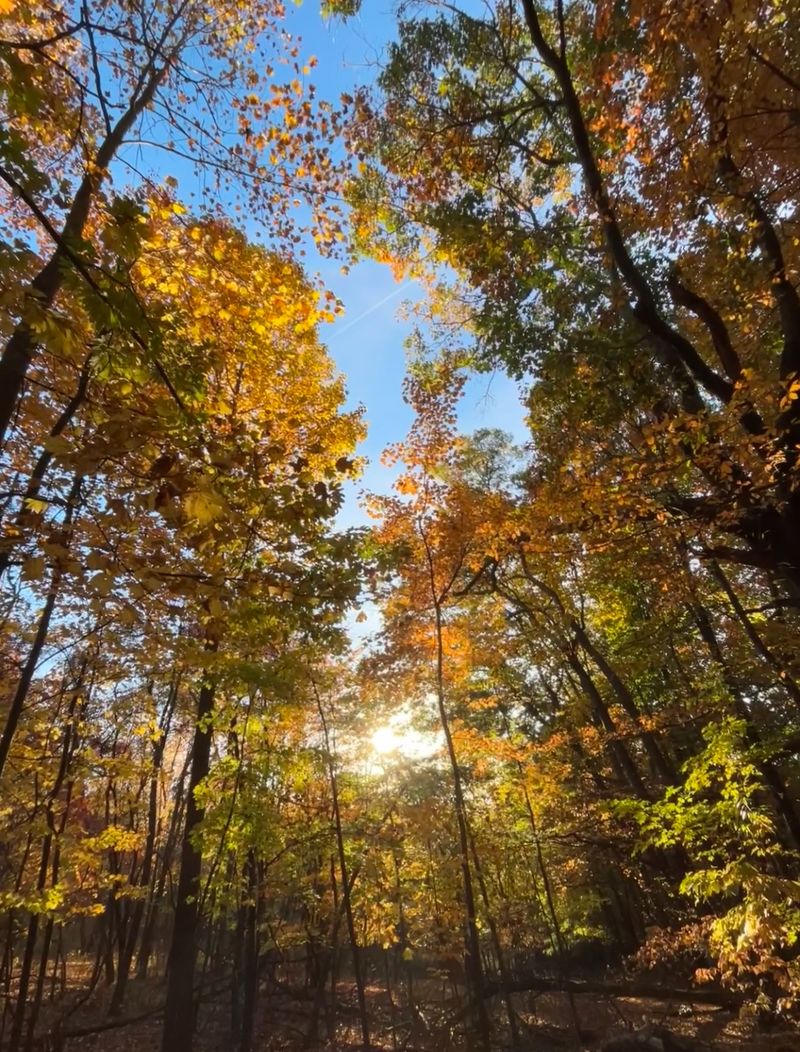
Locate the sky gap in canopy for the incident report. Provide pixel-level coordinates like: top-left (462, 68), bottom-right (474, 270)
top-left (293, 3), bottom-right (529, 525)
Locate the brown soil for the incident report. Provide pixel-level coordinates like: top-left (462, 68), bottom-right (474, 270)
top-left (14, 962), bottom-right (800, 1051)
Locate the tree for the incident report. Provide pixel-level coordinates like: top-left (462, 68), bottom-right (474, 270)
top-left (348, 0), bottom-right (800, 589)
top-left (0, 0), bottom-right (346, 444)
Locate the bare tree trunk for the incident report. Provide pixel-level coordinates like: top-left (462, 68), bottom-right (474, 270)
top-left (9, 663), bottom-right (83, 1052)
top-left (468, 830), bottom-right (519, 1046)
top-left (313, 682), bottom-right (370, 1049)
top-left (138, 748), bottom-right (191, 980)
top-left (239, 850), bottom-right (260, 1052)
top-left (521, 787), bottom-right (581, 1039)
top-left (161, 662), bottom-right (217, 1052)
top-left (420, 529), bottom-right (491, 1052)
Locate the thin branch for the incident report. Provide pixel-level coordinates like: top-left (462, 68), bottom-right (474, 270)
top-left (82, 2), bottom-right (112, 134)
top-left (0, 162), bottom-right (187, 417)
top-left (0, 20), bottom-right (85, 51)
top-left (747, 44), bottom-right (800, 95)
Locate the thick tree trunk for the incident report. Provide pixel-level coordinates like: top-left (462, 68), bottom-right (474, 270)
top-left (161, 670), bottom-right (216, 1052)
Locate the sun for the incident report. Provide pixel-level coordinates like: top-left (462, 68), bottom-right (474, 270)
top-left (371, 725), bottom-right (401, 754)
top-left (367, 715), bottom-right (441, 765)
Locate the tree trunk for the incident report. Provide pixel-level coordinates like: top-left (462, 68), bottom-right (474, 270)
top-left (161, 667), bottom-right (216, 1052)
top-left (138, 748), bottom-right (191, 981)
top-left (239, 850), bottom-right (260, 1052)
top-left (468, 830), bottom-right (519, 1046)
top-left (313, 683), bottom-right (370, 1049)
top-left (109, 678), bottom-right (176, 1014)
top-left (0, 61), bottom-right (168, 443)
top-left (0, 474), bottom-right (82, 779)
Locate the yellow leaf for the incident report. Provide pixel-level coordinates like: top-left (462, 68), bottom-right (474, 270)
top-left (184, 488), bottom-right (227, 525)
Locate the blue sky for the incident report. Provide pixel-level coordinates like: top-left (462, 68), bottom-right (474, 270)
top-left (276, 2), bottom-right (530, 527)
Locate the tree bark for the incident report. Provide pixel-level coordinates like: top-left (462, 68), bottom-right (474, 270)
top-left (161, 663), bottom-right (217, 1052)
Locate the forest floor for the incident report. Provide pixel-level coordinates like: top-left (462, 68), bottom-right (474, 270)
top-left (26, 968), bottom-right (800, 1052)
top-left (520, 990), bottom-right (800, 1050)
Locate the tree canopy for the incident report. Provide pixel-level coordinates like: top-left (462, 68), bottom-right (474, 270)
top-left (1, 1), bottom-right (799, 1051)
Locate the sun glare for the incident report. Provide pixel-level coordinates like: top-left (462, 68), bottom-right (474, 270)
top-left (367, 714), bottom-right (440, 767)
top-left (371, 725), bottom-right (401, 754)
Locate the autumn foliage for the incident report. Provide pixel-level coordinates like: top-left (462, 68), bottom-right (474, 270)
top-left (1, 0), bottom-right (800, 1050)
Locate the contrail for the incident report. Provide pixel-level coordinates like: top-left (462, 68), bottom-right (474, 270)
top-left (329, 280), bottom-right (412, 341)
